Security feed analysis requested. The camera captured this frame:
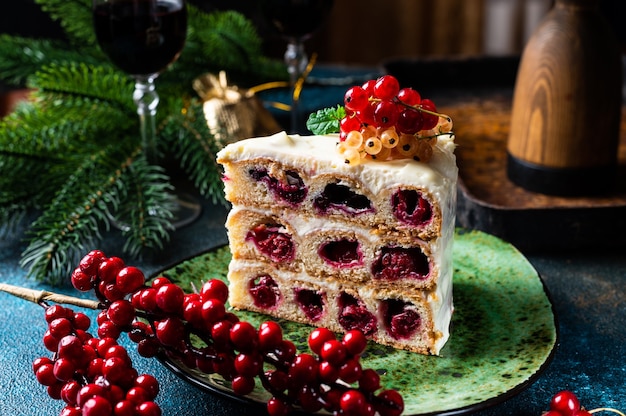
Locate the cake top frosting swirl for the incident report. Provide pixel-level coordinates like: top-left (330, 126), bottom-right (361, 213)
top-left (216, 131), bottom-right (457, 197)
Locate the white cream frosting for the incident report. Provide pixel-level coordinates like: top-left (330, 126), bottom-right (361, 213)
top-left (217, 131), bottom-right (457, 196)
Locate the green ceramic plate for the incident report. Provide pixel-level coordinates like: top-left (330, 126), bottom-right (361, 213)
top-left (156, 229), bottom-right (557, 415)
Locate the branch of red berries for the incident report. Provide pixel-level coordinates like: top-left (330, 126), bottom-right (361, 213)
top-left (4, 250), bottom-right (624, 416)
top-left (544, 390), bottom-right (624, 416)
top-left (16, 249), bottom-right (405, 416)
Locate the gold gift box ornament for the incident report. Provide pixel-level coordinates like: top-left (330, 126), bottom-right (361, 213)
top-left (193, 71), bottom-right (283, 147)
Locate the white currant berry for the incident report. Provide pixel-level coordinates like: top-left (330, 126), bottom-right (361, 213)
top-left (416, 140), bottom-right (433, 162)
top-left (344, 130), bottom-right (364, 149)
top-left (372, 146), bottom-right (392, 161)
top-left (343, 147), bottom-right (361, 165)
top-left (396, 134), bottom-right (417, 157)
top-left (419, 129), bottom-right (437, 139)
top-left (437, 115), bottom-right (453, 133)
top-left (380, 129), bottom-right (399, 148)
top-left (361, 125), bottom-right (378, 140)
top-left (364, 137), bottom-right (383, 155)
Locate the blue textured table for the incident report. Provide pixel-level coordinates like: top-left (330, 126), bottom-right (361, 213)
top-left (1, 63), bottom-right (625, 415)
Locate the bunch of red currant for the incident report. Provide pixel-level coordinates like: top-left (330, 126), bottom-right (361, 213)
top-left (33, 303), bottom-right (161, 416)
top-left (544, 390), bottom-right (625, 416)
top-left (35, 249), bottom-right (404, 416)
top-left (338, 74), bottom-right (452, 165)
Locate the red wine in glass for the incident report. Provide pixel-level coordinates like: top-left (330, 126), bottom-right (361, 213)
top-left (93, 0), bottom-right (201, 229)
top-left (259, 0), bottom-right (334, 132)
top-left (260, 0), bottom-right (334, 41)
top-left (93, 0), bottom-right (187, 76)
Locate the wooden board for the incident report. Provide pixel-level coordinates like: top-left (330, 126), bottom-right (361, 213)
top-left (442, 97), bottom-right (626, 252)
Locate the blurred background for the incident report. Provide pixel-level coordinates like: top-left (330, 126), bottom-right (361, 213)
top-left (1, 0), bottom-right (625, 112)
top-left (4, 0), bottom-right (626, 61)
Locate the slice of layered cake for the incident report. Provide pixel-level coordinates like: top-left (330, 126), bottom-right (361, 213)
top-left (216, 76), bottom-right (457, 355)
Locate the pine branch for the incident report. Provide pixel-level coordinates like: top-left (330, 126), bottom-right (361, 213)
top-left (161, 99), bottom-right (226, 205)
top-left (0, 88), bottom-right (135, 212)
top-left (1, 4), bottom-right (284, 284)
top-left (190, 9), bottom-right (262, 67)
top-left (0, 35), bottom-right (100, 87)
top-left (0, 104), bottom-right (72, 209)
top-left (0, 204), bottom-right (28, 238)
top-left (169, 7), bottom-right (286, 87)
top-left (0, 157), bottom-right (54, 210)
top-left (20, 143), bottom-right (139, 285)
top-left (34, 0), bottom-right (96, 46)
top-left (115, 156), bottom-right (176, 258)
top-left (30, 62), bottom-right (134, 110)
top-left (2, 95), bottom-right (132, 153)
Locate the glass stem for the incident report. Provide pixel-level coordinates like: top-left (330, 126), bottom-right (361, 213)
top-left (133, 75), bottom-right (160, 165)
top-left (284, 40), bottom-right (307, 133)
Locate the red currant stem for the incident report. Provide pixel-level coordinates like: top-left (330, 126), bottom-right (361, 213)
top-left (258, 355), bottom-right (338, 409)
top-left (417, 106), bottom-right (450, 121)
top-left (367, 97), bottom-right (450, 121)
top-left (418, 131), bottom-right (453, 141)
top-left (75, 371), bottom-right (90, 386)
top-left (0, 282), bottom-right (102, 310)
top-left (132, 303), bottom-right (210, 347)
top-left (187, 331), bottom-right (214, 352)
top-left (589, 408), bottom-right (626, 416)
top-left (394, 98), bottom-right (449, 119)
top-left (182, 335), bottom-right (218, 359)
top-left (258, 369), bottom-right (328, 411)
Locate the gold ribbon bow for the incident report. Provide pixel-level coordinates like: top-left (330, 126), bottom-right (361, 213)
top-left (192, 71), bottom-right (282, 146)
top-left (192, 54), bottom-right (317, 144)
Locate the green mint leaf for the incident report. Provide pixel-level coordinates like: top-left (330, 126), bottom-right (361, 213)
top-left (306, 105), bottom-right (346, 135)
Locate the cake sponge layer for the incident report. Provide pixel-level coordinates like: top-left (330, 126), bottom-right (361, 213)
top-left (228, 260), bottom-right (452, 355)
top-left (226, 207), bottom-right (442, 290)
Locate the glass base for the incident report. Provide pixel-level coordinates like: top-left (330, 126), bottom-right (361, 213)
top-left (169, 191), bottom-right (202, 229)
top-left (109, 191), bottom-right (202, 232)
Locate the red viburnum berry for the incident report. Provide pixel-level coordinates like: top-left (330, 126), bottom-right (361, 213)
top-left (550, 390), bottom-right (581, 416)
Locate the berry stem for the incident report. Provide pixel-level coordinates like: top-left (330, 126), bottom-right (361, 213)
top-left (589, 408), bottom-right (626, 416)
top-left (417, 130), bottom-right (453, 142)
top-left (413, 106), bottom-right (450, 121)
top-left (0, 282), bottom-right (101, 310)
top-left (368, 96), bottom-right (451, 121)
top-left (401, 101), bottom-right (451, 123)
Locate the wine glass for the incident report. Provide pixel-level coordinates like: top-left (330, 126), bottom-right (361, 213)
top-left (93, 0), bottom-right (201, 228)
top-left (259, 0), bottom-right (334, 133)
